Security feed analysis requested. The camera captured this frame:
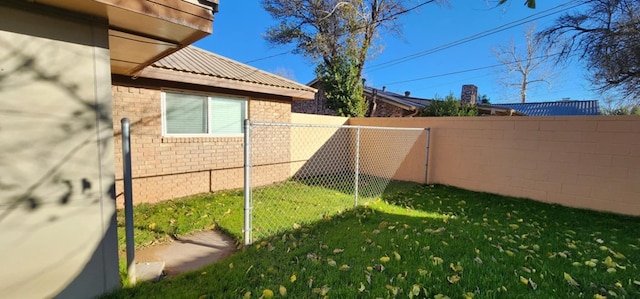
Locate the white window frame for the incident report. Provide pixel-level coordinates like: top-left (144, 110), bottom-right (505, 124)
top-left (161, 90), bottom-right (248, 137)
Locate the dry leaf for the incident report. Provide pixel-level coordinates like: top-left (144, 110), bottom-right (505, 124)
top-left (279, 285), bottom-right (287, 297)
top-left (564, 272), bottom-right (580, 287)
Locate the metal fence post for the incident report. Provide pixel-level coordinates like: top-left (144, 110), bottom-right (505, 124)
top-left (354, 126), bottom-right (361, 206)
top-left (243, 119), bottom-right (252, 246)
top-left (121, 118), bottom-right (136, 285)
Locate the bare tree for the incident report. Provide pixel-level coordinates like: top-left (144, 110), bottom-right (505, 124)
top-left (538, 0), bottom-right (640, 104)
top-left (262, 0), bottom-right (440, 115)
top-left (262, 0), bottom-right (438, 78)
top-left (493, 24), bottom-right (556, 103)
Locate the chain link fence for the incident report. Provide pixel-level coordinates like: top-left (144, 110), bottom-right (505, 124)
top-left (243, 121), bottom-right (428, 245)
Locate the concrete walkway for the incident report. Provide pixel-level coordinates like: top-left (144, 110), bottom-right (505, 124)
top-left (134, 230), bottom-right (238, 278)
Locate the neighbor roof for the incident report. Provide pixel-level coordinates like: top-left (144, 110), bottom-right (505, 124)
top-left (492, 100), bottom-right (600, 116)
top-left (139, 46), bottom-right (316, 100)
top-left (363, 87), bottom-right (431, 111)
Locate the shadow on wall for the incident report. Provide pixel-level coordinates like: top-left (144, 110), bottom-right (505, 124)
top-left (0, 15), bottom-right (118, 298)
top-left (285, 124), bottom-right (422, 196)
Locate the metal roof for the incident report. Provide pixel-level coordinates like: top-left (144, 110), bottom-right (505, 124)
top-left (150, 46), bottom-right (317, 93)
top-left (363, 87), bottom-right (431, 110)
top-left (492, 100), bottom-right (600, 116)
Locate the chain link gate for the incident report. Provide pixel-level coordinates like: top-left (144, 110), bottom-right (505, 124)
top-left (243, 120), bottom-right (429, 245)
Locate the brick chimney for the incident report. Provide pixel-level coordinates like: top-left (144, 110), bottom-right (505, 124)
top-left (460, 84), bottom-right (478, 105)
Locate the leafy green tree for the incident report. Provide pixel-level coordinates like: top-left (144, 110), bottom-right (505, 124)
top-left (498, 0), bottom-right (536, 8)
top-left (316, 54), bottom-right (366, 117)
top-left (478, 94), bottom-right (491, 104)
top-left (601, 105), bottom-right (640, 116)
top-left (421, 93), bottom-right (478, 117)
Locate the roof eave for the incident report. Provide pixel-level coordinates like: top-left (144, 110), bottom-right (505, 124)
top-left (139, 67), bottom-right (317, 100)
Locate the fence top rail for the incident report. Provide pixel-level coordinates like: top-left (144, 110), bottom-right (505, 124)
top-left (250, 121), bottom-right (428, 131)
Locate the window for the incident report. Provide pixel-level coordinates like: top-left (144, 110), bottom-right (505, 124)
top-left (163, 91), bottom-right (247, 136)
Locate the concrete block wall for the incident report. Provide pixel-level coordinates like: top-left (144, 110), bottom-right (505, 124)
top-left (349, 116), bottom-right (640, 216)
top-left (112, 84), bottom-right (291, 206)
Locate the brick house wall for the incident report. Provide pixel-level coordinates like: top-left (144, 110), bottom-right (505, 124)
top-left (293, 91), bottom-right (415, 117)
top-left (370, 101), bottom-right (411, 117)
top-left (112, 83), bottom-right (292, 206)
top-left (292, 89), bottom-right (336, 116)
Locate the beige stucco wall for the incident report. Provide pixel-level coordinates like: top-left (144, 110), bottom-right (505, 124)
top-left (0, 5), bottom-right (119, 299)
top-left (290, 113), bottom-right (349, 177)
top-left (350, 116), bottom-right (640, 216)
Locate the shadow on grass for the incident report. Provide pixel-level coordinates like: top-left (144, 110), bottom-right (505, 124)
top-left (104, 183), bottom-right (640, 299)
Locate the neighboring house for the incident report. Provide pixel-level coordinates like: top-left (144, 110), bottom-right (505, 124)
top-left (294, 82), bottom-right (520, 117)
top-left (112, 46), bottom-right (317, 206)
top-left (294, 79), bottom-right (431, 117)
top-left (491, 100), bottom-right (601, 116)
top-left (0, 0), bottom-right (218, 298)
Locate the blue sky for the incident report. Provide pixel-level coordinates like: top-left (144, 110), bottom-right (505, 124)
top-left (195, 1), bottom-right (596, 104)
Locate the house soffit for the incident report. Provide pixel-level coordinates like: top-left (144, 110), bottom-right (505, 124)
top-left (34, 0), bottom-right (218, 75)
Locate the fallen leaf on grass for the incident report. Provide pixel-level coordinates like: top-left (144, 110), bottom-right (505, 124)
top-left (603, 256), bottom-right (617, 268)
top-left (449, 263), bottom-right (463, 272)
top-left (433, 256), bottom-right (444, 265)
top-left (447, 274), bottom-right (461, 284)
top-left (385, 285), bottom-right (399, 296)
top-left (585, 259), bottom-right (598, 267)
top-left (520, 276), bottom-right (529, 285)
top-left (410, 284), bottom-right (421, 297)
top-left (564, 272), bottom-right (580, 287)
top-left (380, 256), bottom-right (391, 263)
top-left (290, 274), bottom-right (296, 283)
top-left (393, 251), bottom-right (401, 261)
top-left (261, 289), bottom-right (274, 299)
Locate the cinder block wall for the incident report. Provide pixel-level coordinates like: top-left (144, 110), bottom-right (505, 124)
top-left (112, 84), bottom-right (291, 206)
top-left (349, 116), bottom-right (640, 216)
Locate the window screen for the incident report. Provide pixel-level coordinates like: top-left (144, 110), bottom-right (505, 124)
top-left (164, 92), bottom-right (246, 136)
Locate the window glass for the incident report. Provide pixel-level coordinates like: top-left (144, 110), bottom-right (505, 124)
top-left (210, 96), bottom-right (245, 135)
top-left (165, 93), bottom-right (207, 134)
top-left (163, 92), bottom-right (246, 136)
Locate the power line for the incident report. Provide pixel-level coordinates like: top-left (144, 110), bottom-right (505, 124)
top-left (365, 0), bottom-right (582, 72)
top-left (242, 0), bottom-right (438, 65)
top-left (381, 52), bottom-right (568, 86)
top-left (243, 50), bottom-right (293, 63)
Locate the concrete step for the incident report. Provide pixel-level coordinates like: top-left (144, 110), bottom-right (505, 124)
top-left (135, 261), bottom-right (165, 282)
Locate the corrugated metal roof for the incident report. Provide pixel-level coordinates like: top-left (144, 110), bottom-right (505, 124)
top-left (492, 100), bottom-right (600, 116)
top-left (151, 46), bottom-right (316, 93)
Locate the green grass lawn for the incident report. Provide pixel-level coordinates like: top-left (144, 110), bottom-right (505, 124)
top-left (108, 182), bottom-right (640, 298)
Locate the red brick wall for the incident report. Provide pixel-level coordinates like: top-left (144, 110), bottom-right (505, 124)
top-left (372, 101), bottom-right (410, 117)
top-left (292, 89), bottom-right (336, 115)
top-left (112, 84), bottom-right (292, 206)
top-left (293, 89), bottom-right (414, 117)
